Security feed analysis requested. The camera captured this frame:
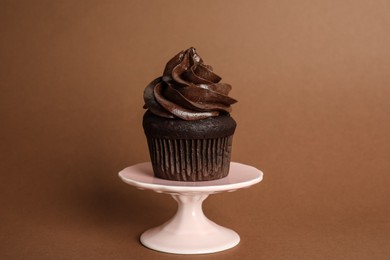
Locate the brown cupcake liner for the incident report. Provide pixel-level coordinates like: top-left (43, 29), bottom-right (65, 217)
top-left (146, 136), bottom-right (233, 181)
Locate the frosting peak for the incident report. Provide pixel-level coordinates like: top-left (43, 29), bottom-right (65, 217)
top-left (143, 47), bottom-right (237, 120)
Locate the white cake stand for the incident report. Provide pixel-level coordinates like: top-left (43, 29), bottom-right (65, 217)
top-left (118, 162), bottom-right (263, 254)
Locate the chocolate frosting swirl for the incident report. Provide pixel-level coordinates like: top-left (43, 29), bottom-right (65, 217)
top-left (143, 47), bottom-right (237, 120)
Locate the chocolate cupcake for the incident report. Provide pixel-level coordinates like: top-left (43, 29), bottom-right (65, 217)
top-left (143, 47), bottom-right (237, 181)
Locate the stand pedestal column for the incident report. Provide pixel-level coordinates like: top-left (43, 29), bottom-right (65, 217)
top-left (141, 193), bottom-right (240, 254)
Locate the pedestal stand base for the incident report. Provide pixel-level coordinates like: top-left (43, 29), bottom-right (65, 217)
top-left (140, 194), bottom-right (239, 254)
top-left (119, 162), bottom-right (263, 255)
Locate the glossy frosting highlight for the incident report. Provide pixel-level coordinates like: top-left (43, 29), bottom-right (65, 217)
top-left (143, 47), bottom-right (237, 120)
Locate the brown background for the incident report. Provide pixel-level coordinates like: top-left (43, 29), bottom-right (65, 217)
top-left (1, 0), bottom-right (389, 259)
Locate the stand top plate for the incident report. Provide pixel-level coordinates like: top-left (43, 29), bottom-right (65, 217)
top-left (119, 162), bottom-right (263, 195)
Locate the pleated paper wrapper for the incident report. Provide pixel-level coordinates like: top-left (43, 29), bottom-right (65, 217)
top-left (146, 136), bottom-right (233, 181)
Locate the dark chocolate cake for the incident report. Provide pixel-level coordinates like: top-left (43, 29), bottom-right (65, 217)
top-left (142, 47), bottom-right (237, 181)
